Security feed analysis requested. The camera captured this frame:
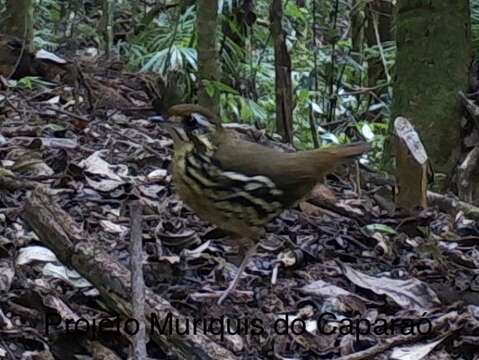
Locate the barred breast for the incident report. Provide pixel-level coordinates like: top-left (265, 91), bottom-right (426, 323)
top-left (173, 147), bottom-right (285, 237)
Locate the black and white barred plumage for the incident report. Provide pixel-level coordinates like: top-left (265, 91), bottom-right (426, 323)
top-left (162, 107), bottom-right (370, 237)
top-left (180, 147), bottom-right (284, 228)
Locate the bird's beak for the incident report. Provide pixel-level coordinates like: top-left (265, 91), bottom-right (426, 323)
top-left (149, 115), bottom-right (186, 143)
top-left (148, 115), bottom-right (180, 130)
top-left (148, 115), bottom-right (166, 124)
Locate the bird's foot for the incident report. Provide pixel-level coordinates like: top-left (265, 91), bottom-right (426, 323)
top-left (217, 261), bottom-right (247, 304)
top-left (217, 242), bottom-right (257, 305)
top-left (217, 279), bottom-right (240, 305)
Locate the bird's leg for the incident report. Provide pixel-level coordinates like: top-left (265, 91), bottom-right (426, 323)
top-left (217, 242), bottom-right (258, 305)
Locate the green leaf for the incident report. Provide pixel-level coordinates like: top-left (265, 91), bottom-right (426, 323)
top-left (8, 77), bottom-right (54, 90)
top-left (364, 224), bottom-right (397, 235)
top-left (203, 80), bottom-right (239, 96)
top-left (285, 3), bottom-right (305, 21)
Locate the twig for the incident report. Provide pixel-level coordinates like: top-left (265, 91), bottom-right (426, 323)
top-left (0, 335), bottom-right (16, 360)
top-left (355, 161), bottom-right (361, 197)
top-left (46, 106), bottom-right (91, 123)
top-left (271, 262), bottom-right (280, 285)
top-left (4, 95), bottom-right (22, 118)
top-left (308, 198), bottom-right (369, 225)
top-left (342, 83), bottom-right (389, 96)
top-left (7, 32), bottom-right (27, 80)
top-left (129, 200), bottom-right (147, 360)
top-left (16, 174), bottom-right (63, 181)
top-left (371, 7), bottom-right (391, 98)
top-left (112, 128), bottom-right (165, 160)
top-left (75, 64), bottom-right (94, 112)
top-left (0, 169), bottom-right (37, 190)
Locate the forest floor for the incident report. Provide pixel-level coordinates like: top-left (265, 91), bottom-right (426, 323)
top-left (0, 62), bottom-right (478, 360)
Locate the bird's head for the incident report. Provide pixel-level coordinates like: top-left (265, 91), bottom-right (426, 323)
top-left (151, 104), bottom-right (222, 148)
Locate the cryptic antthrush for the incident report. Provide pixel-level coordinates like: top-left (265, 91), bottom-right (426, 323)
top-left (156, 104), bottom-right (370, 304)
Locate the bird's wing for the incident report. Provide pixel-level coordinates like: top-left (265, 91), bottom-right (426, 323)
top-left (212, 134), bottom-right (318, 206)
top-left (213, 133), bottom-right (370, 206)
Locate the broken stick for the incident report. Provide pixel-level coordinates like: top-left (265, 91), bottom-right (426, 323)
top-left (394, 117), bottom-right (429, 211)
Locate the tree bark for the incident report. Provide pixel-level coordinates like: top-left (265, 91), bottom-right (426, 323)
top-left (392, 0), bottom-right (471, 176)
top-left (271, 0), bottom-right (294, 144)
top-left (1, 0), bottom-right (34, 51)
top-left (394, 117), bottom-right (429, 211)
top-left (351, 0), bottom-right (365, 76)
top-left (130, 201), bottom-right (147, 360)
top-left (197, 0), bottom-right (220, 116)
top-left (457, 146), bottom-right (479, 203)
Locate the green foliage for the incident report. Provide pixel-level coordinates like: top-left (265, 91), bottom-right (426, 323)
top-left (17, 0), bottom-right (406, 170)
top-left (9, 0), bottom-right (477, 179)
top-left (34, 0), bottom-right (61, 25)
top-left (34, 29), bottom-right (60, 51)
top-left (356, 121), bottom-right (388, 165)
top-left (122, 6), bottom-right (197, 74)
top-left (7, 77), bottom-right (54, 90)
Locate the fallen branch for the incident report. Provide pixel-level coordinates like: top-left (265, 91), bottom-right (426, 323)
top-left (308, 198), bottom-right (369, 225)
top-left (427, 191), bottom-right (479, 221)
top-left (22, 187), bottom-right (237, 360)
top-left (361, 169), bottom-right (479, 221)
top-left (0, 168), bottom-right (37, 190)
top-left (394, 117), bottom-right (428, 211)
top-left (457, 145), bottom-right (479, 203)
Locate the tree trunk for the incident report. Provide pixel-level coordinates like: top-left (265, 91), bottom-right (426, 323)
top-left (351, 0), bottom-right (365, 69)
top-left (197, 0), bottom-right (220, 116)
top-left (350, 0), bottom-right (365, 106)
top-left (271, 0), bottom-right (294, 144)
top-left (1, 0), bottom-right (34, 51)
top-left (392, 0), bottom-right (471, 176)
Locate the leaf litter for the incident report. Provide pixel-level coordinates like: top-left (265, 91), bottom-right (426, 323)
top-left (0, 66), bottom-right (479, 359)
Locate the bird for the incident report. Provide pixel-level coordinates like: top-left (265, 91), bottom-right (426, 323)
top-left (155, 103), bottom-right (371, 304)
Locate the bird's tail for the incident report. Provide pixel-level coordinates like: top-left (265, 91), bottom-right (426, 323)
top-left (297, 142), bottom-right (371, 178)
top-left (323, 142), bottom-right (371, 162)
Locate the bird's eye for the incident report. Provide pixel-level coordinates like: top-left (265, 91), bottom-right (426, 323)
top-left (191, 114), bottom-right (212, 128)
top-left (183, 116), bottom-right (197, 128)
top-left (184, 114), bottom-right (212, 130)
